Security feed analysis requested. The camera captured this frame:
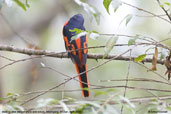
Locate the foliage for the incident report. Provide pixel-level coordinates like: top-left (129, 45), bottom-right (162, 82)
top-left (74, 0), bottom-right (100, 24)
top-left (1, 89), bottom-right (170, 113)
top-left (69, 28), bottom-right (99, 41)
top-left (0, 90), bottom-right (136, 113)
top-left (103, 36), bottom-right (118, 59)
top-left (103, 0), bottom-right (112, 14)
top-left (134, 54), bottom-right (146, 63)
top-left (120, 14), bottom-right (133, 26)
top-left (13, 0), bottom-right (29, 11)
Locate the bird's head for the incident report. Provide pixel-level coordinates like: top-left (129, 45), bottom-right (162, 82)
top-left (69, 14), bottom-right (84, 25)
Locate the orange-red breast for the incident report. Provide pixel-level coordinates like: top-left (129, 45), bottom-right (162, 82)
top-left (62, 14), bottom-right (89, 97)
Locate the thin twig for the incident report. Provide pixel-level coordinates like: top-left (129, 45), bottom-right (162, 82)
top-left (0, 54), bottom-right (15, 61)
top-left (20, 78), bottom-right (72, 106)
top-left (121, 50), bottom-right (132, 114)
top-left (20, 49), bottom-right (131, 105)
top-left (135, 14), bottom-right (167, 17)
top-left (19, 86), bottom-right (171, 95)
top-left (41, 66), bottom-right (104, 88)
top-left (122, 2), bottom-right (171, 24)
top-left (99, 78), bottom-right (170, 85)
top-left (135, 62), bottom-right (170, 84)
top-left (96, 93), bottom-right (119, 113)
top-left (156, 0), bottom-right (171, 21)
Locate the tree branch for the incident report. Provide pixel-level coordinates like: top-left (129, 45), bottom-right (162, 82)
top-left (0, 45), bottom-right (165, 65)
top-left (156, 0), bottom-right (171, 21)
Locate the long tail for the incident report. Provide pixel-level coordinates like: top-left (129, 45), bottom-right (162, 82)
top-left (75, 64), bottom-right (89, 97)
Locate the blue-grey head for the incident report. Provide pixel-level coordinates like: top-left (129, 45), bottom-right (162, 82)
top-left (68, 14), bottom-right (84, 26)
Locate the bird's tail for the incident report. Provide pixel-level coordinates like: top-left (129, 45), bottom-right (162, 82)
top-left (75, 64), bottom-right (89, 97)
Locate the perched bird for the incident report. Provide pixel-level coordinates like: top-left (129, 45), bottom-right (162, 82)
top-left (62, 14), bottom-right (89, 97)
top-left (164, 55), bottom-right (171, 80)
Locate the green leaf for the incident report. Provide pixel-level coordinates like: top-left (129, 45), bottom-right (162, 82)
top-left (6, 93), bottom-right (14, 96)
top-left (103, 0), bottom-right (112, 14)
top-left (120, 14), bottom-right (133, 26)
top-left (6, 93), bottom-right (20, 101)
top-left (151, 98), bottom-right (158, 102)
top-left (164, 2), bottom-right (170, 7)
top-left (70, 29), bottom-right (100, 40)
top-left (92, 30), bottom-right (98, 33)
top-left (93, 90), bottom-right (107, 97)
top-left (50, 99), bottom-right (59, 105)
top-left (74, 0), bottom-right (101, 24)
top-left (128, 35), bottom-right (139, 46)
top-left (69, 28), bottom-right (87, 41)
top-left (125, 14), bottom-right (133, 26)
top-left (134, 54), bottom-right (146, 62)
top-left (111, 0), bottom-right (122, 12)
top-left (103, 36), bottom-right (118, 59)
top-left (25, 0), bottom-right (30, 7)
top-left (69, 28), bottom-right (84, 34)
top-left (128, 38), bottom-right (136, 46)
top-left (14, 0), bottom-right (27, 11)
top-left (105, 88), bottom-right (116, 93)
top-left (74, 104), bottom-right (88, 114)
top-left (93, 11), bottom-right (101, 25)
top-left (82, 87), bottom-right (89, 91)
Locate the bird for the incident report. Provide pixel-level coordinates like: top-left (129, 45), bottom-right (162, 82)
top-left (164, 55), bottom-right (171, 80)
top-left (62, 14), bottom-right (89, 97)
